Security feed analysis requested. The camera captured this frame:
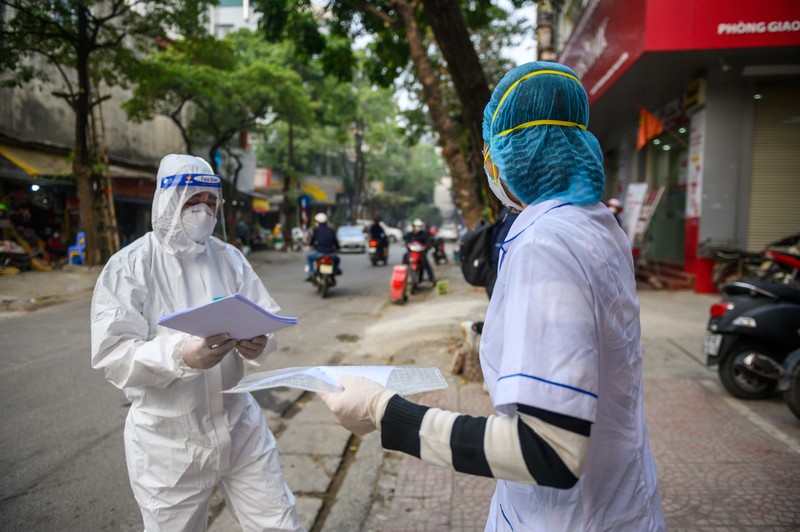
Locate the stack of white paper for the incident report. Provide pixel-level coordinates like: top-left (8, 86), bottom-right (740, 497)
top-left (157, 293), bottom-right (298, 340)
top-left (225, 366), bottom-right (448, 396)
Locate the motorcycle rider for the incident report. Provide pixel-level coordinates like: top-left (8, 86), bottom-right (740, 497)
top-left (368, 214), bottom-right (389, 262)
top-left (403, 218), bottom-right (436, 284)
top-left (306, 212), bottom-right (341, 281)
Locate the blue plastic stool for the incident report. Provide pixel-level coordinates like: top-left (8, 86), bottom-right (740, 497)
top-left (68, 231), bottom-right (86, 264)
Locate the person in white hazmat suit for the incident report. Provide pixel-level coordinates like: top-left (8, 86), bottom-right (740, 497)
top-left (90, 154), bottom-right (302, 531)
top-left (317, 62), bottom-right (666, 531)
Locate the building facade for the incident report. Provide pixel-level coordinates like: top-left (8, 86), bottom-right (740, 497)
top-left (557, 0), bottom-right (800, 292)
top-left (0, 60), bottom-right (186, 259)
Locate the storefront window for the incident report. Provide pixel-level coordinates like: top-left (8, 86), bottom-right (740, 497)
top-left (641, 125), bottom-right (690, 264)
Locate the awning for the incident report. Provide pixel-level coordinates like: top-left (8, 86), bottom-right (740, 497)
top-left (0, 143), bottom-right (154, 181)
top-left (0, 144), bottom-right (72, 177)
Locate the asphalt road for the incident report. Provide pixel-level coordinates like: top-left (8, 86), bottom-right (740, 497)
top-left (0, 244), bottom-right (414, 531)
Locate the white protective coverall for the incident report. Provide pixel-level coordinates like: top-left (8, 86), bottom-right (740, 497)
top-left (90, 154), bottom-right (302, 531)
top-left (481, 199), bottom-right (664, 531)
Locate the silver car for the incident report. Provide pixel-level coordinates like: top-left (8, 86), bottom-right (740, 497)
top-left (336, 225), bottom-right (367, 253)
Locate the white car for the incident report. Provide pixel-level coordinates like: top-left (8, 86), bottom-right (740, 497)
top-left (436, 224), bottom-right (459, 242)
top-left (356, 219), bottom-right (403, 243)
top-left (380, 222), bottom-right (403, 243)
top-left (336, 225), bottom-right (367, 253)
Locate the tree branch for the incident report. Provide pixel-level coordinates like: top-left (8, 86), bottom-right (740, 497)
top-left (339, 0), bottom-right (400, 28)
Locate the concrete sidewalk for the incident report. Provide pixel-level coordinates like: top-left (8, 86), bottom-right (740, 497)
top-left (350, 275), bottom-right (800, 531)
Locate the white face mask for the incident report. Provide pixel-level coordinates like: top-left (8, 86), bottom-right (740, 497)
top-left (181, 204), bottom-right (217, 243)
top-left (485, 165), bottom-right (525, 211)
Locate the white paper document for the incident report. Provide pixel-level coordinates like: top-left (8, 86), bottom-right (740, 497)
top-left (157, 293), bottom-right (298, 340)
top-left (225, 365), bottom-right (448, 396)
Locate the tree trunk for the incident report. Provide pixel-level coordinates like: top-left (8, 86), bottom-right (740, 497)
top-left (352, 117), bottom-right (365, 220)
top-left (281, 120), bottom-right (298, 245)
top-left (422, 0), bottom-right (499, 222)
top-left (392, 0), bottom-right (482, 229)
top-left (74, 5), bottom-right (99, 265)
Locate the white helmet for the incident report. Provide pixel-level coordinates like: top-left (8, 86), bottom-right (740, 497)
top-left (412, 218), bottom-right (424, 229)
top-left (314, 212), bottom-right (328, 224)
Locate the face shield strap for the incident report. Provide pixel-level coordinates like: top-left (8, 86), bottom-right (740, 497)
top-left (160, 173), bottom-right (222, 189)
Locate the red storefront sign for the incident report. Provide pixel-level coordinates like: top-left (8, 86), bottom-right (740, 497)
top-left (559, 0), bottom-right (800, 104)
top-left (646, 0), bottom-right (800, 51)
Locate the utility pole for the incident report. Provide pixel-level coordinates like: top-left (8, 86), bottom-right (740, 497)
top-left (536, 0), bottom-right (562, 61)
top-left (351, 118), bottom-right (365, 221)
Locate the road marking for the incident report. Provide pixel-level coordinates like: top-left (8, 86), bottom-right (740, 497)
top-left (699, 380), bottom-right (800, 454)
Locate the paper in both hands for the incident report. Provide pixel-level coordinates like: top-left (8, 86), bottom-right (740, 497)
top-left (157, 293), bottom-right (298, 340)
top-left (225, 366), bottom-right (448, 396)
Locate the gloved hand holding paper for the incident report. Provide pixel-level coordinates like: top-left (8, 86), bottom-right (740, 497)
top-left (158, 294), bottom-right (297, 340)
top-left (225, 365), bottom-right (447, 396)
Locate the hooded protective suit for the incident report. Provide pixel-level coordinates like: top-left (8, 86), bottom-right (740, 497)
top-left (91, 154), bottom-right (301, 531)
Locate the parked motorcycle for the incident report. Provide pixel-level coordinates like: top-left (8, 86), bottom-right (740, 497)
top-left (703, 279), bottom-right (800, 399)
top-left (709, 232), bottom-right (800, 288)
top-left (759, 232), bottom-right (800, 286)
top-left (404, 241), bottom-right (428, 295)
top-left (432, 237), bottom-right (447, 265)
top-left (368, 238), bottom-right (389, 266)
top-left (311, 254), bottom-right (339, 298)
top-left (711, 248), bottom-right (764, 288)
top-left (778, 348), bottom-right (800, 419)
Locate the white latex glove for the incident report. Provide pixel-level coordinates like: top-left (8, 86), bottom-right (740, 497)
top-left (318, 375), bottom-right (397, 436)
top-left (181, 333), bottom-right (237, 370)
top-left (236, 335), bottom-right (268, 360)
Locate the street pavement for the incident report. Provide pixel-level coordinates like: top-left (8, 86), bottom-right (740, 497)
top-left (2, 250), bottom-right (799, 531)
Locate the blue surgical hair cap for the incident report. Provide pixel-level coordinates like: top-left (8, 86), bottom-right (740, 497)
top-left (482, 61), bottom-right (605, 206)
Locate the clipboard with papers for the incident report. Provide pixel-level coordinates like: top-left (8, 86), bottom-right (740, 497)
top-left (157, 293), bottom-right (298, 340)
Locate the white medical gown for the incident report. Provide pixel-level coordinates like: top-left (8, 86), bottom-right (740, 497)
top-left (480, 200), bottom-right (665, 531)
top-left (90, 154), bottom-right (301, 531)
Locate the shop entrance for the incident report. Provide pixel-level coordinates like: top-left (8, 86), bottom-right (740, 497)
top-left (640, 124), bottom-right (690, 265)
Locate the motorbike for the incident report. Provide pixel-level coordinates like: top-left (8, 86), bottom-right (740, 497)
top-left (778, 347), bottom-right (800, 420)
top-left (758, 232), bottom-right (800, 286)
top-left (432, 237), bottom-right (447, 265)
top-left (709, 232), bottom-right (800, 288)
top-left (703, 279), bottom-right (800, 399)
top-left (368, 238), bottom-right (389, 266)
top-left (404, 241), bottom-right (428, 295)
top-left (311, 254), bottom-right (339, 298)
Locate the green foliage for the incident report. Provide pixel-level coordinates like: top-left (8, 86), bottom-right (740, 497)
top-left (125, 29), bottom-right (310, 166)
top-left (0, 0), bottom-right (216, 93)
